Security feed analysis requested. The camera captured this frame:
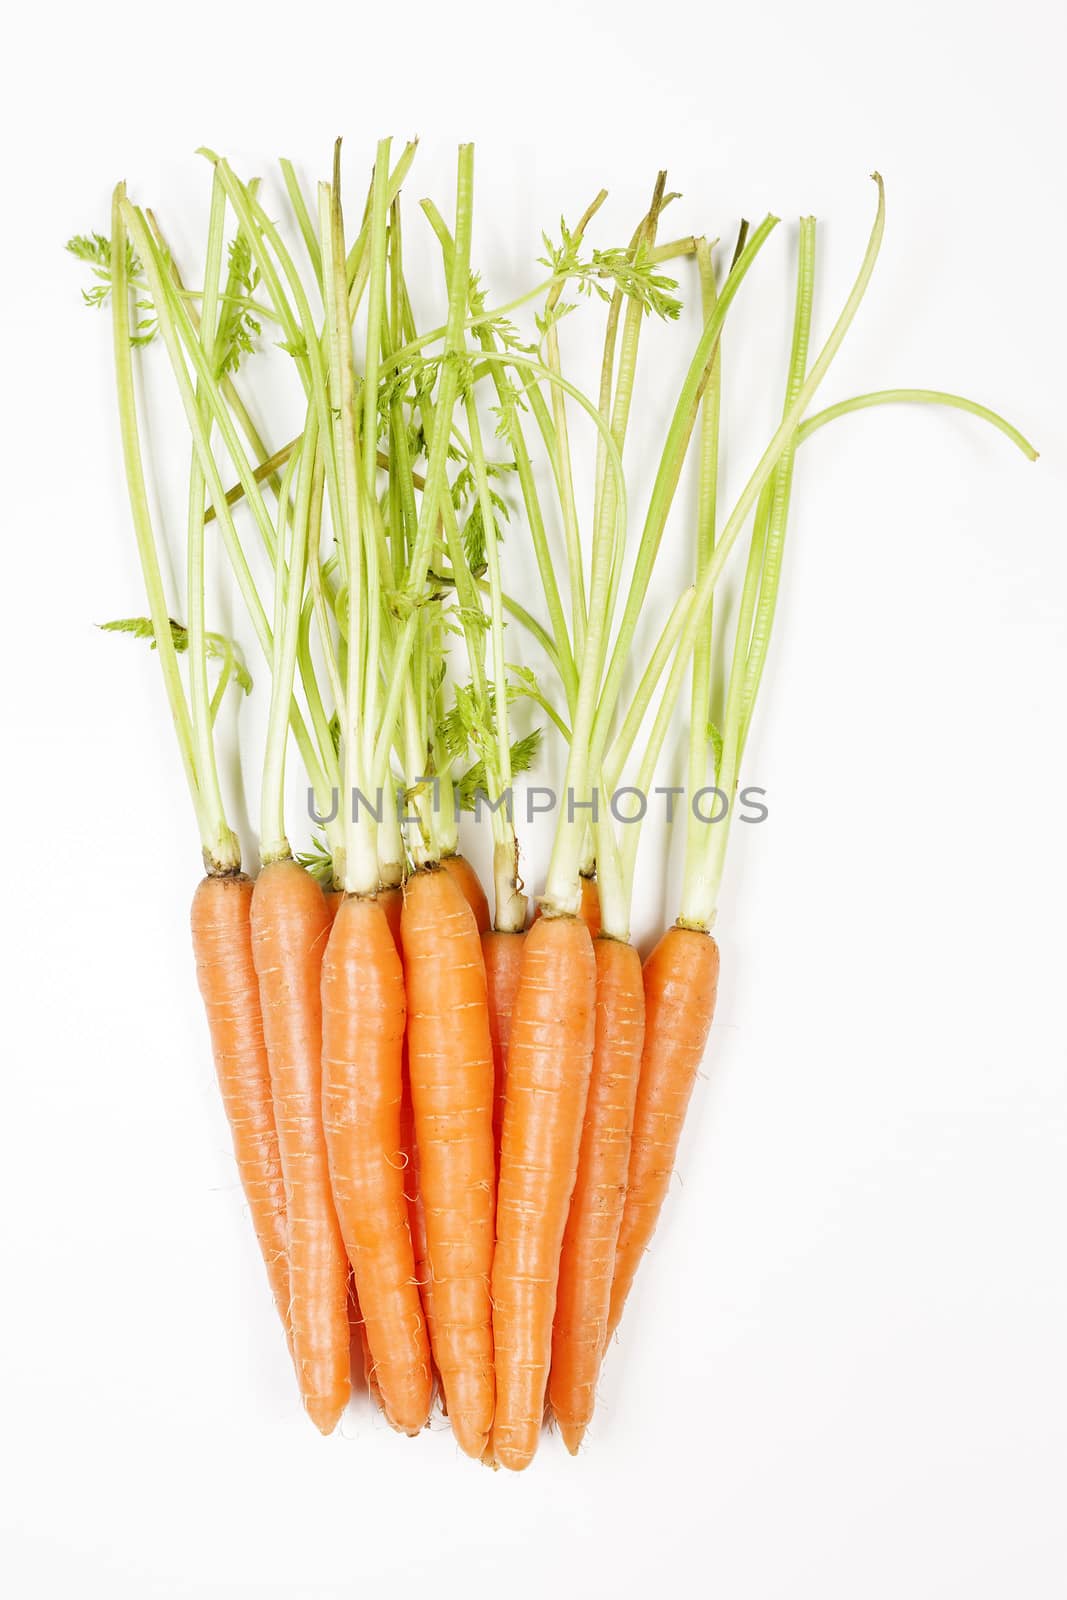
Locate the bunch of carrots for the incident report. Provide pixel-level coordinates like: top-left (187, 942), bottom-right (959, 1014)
top-left (72, 140), bottom-right (1034, 1468)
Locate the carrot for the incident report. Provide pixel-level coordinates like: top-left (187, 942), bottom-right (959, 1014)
top-left (322, 892), bottom-right (432, 1434)
top-left (482, 928), bottom-right (525, 1155)
top-left (492, 914), bottom-right (597, 1470)
top-left (549, 934), bottom-right (645, 1451)
top-left (579, 875), bottom-right (602, 940)
top-left (532, 873), bottom-right (601, 940)
top-left (103, 184), bottom-right (316, 1398)
top-left (399, 1072), bottom-right (439, 1396)
top-left (371, 883), bottom-right (439, 1372)
top-left (402, 865), bottom-right (496, 1457)
top-left (348, 1281), bottom-right (382, 1410)
top-left (378, 882), bottom-right (404, 949)
top-left (250, 858), bottom-right (350, 1433)
top-left (607, 925), bottom-right (720, 1339)
top-left (441, 851), bottom-right (491, 934)
top-left (190, 873), bottom-right (291, 1342)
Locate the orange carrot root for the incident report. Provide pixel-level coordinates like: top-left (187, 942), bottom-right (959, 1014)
top-left (441, 852), bottom-right (491, 935)
top-left (533, 873), bottom-right (601, 939)
top-left (322, 894), bottom-right (433, 1436)
top-left (492, 914), bottom-right (597, 1471)
top-left (549, 936), bottom-right (645, 1452)
top-left (607, 925), bottom-right (720, 1341)
top-left (482, 928), bottom-right (526, 1156)
top-left (251, 859), bottom-right (351, 1434)
top-left (402, 866), bottom-right (496, 1458)
top-left (377, 882), bottom-right (404, 950)
top-left (399, 1068), bottom-right (440, 1399)
top-left (190, 874), bottom-right (291, 1348)
top-left (579, 875), bottom-right (602, 941)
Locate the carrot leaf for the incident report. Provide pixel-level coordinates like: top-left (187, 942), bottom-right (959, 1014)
top-left (99, 616), bottom-right (252, 694)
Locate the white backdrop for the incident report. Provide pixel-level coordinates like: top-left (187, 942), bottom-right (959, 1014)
top-left (2, 1), bottom-right (1065, 1595)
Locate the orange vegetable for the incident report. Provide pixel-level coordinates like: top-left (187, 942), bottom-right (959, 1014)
top-left (440, 851), bottom-right (491, 934)
top-left (399, 1077), bottom-right (439, 1396)
top-left (532, 874), bottom-right (602, 940)
top-left (492, 914), bottom-right (597, 1470)
top-left (482, 928), bottom-right (525, 1155)
top-left (250, 859), bottom-right (351, 1433)
top-left (378, 882), bottom-right (404, 949)
top-left (607, 925), bottom-right (720, 1339)
top-left (190, 873), bottom-right (291, 1344)
top-left (402, 866), bottom-right (496, 1457)
top-left (549, 935), bottom-right (645, 1451)
top-left (322, 893), bottom-right (432, 1435)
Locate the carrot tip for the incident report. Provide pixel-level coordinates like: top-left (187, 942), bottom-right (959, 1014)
top-left (380, 1398), bottom-right (432, 1437)
top-left (451, 1416), bottom-right (491, 1461)
top-left (558, 1421), bottom-right (587, 1456)
top-left (305, 1396), bottom-right (347, 1436)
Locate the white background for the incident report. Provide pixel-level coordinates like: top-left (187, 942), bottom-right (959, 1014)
top-left (2, 1), bottom-right (1065, 1595)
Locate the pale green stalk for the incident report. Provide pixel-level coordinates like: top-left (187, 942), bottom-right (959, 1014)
top-left (540, 189), bottom-right (609, 660)
top-left (588, 213), bottom-right (780, 780)
top-left (678, 178), bottom-right (887, 927)
top-left (736, 219), bottom-right (817, 748)
top-left (109, 185), bottom-right (219, 862)
top-left (542, 212), bottom-right (779, 915)
top-left (465, 387), bottom-right (528, 931)
top-left (411, 194), bottom-right (580, 716)
top-left (185, 170), bottom-right (239, 873)
top-left (279, 158), bottom-right (323, 287)
top-left (370, 146), bottom-right (476, 790)
top-left (681, 237), bottom-right (723, 894)
top-left (357, 143), bottom-right (392, 793)
top-left (687, 220), bottom-right (814, 922)
top-left (121, 199), bottom-right (334, 825)
top-left (261, 424), bottom-right (320, 861)
top-left (320, 167), bottom-right (378, 895)
top-left (618, 614), bottom-right (696, 916)
top-left (797, 389), bottom-right (1037, 458)
top-left (602, 587), bottom-right (696, 791)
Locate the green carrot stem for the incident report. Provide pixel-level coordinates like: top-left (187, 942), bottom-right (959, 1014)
top-left (370, 146), bottom-right (475, 793)
top-left (321, 155), bottom-right (379, 895)
top-left (279, 157), bottom-right (323, 287)
top-left (681, 236), bottom-right (723, 893)
top-left (541, 188), bottom-right (609, 661)
top-left (588, 213), bottom-right (780, 783)
top-left (602, 586), bottom-right (697, 792)
top-left (109, 185), bottom-right (217, 863)
top-left (691, 215), bottom-right (813, 922)
top-left (184, 170), bottom-right (238, 874)
top-left (122, 199), bottom-right (334, 830)
top-left (465, 387), bottom-right (528, 931)
top-left (261, 420), bottom-right (320, 862)
top-left (677, 178), bottom-right (887, 928)
top-left (797, 389), bottom-right (1037, 458)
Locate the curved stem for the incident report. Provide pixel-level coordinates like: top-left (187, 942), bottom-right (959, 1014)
top-left (798, 388), bottom-right (1037, 459)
